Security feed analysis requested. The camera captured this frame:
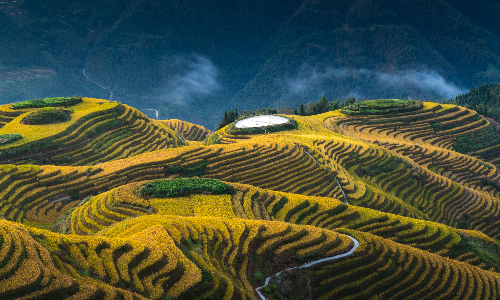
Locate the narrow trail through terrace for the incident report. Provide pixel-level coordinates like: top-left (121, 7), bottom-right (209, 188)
top-left (255, 235), bottom-right (360, 300)
top-left (304, 149), bottom-right (349, 204)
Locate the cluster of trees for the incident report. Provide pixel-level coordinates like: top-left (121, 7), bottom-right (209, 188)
top-left (455, 82), bottom-right (500, 122)
top-left (216, 107), bottom-right (279, 130)
top-left (216, 85), bottom-right (500, 130)
top-left (452, 81), bottom-right (500, 154)
top-left (216, 95), bottom-right (360, 129)
top-left (293, 96), bottom-right (356, 116)
top-left (216, 109), bottom-right (238, 130)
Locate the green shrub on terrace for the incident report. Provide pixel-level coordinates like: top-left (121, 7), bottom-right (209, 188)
top-left (11, 96), bottom-right (82, 109)
top-left (341, 99), bottom-right (423, 116)
top-left (205, 132), bottom-right (221, 145)
top-left (0, 134), bottom-right (22, 145)
top-left (137, 178), bottom-right (236, 198)
top-left (21, 107), bottom-right (73, 125)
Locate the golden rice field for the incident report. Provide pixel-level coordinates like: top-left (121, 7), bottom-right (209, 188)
top-left (1, 98), bottom-right (500, 299)
top-left (162, 119), bottom-right (211, 142)
top-left (0, 98), bottom-right (183, 166)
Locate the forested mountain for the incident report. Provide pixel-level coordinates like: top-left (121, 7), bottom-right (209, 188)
top-left (2, 0), bottom-right (500, 128)
top-left (456, 82), bottom-right (500, 119)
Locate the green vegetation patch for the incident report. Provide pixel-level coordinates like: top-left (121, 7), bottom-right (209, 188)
top-left (341, 99), bottom-right (423, 116)
top-left (11, 96), bottom-right (82, 109)
top-left (0, 134), bottom-right (22, 145)
top-left (205, 132), bottom-right (221, 145)
top-left (449, 233), bottom-right (500, 272)
top-left (21, 107), bottom-right (73, 125)
top-left (261, 269), bottom-right (314, 300)
top-left (453, 125), bottom-right (500, 154)
top-left (137, 178), bottom-right (236, 198)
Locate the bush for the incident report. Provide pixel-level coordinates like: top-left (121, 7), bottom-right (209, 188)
top-left (262, 284), bottom-right (279, 299)
top-left (253, 270), bottom-right (264, 282)
top-left (0, 134), bottom-right (22, 145)
top-left (11, 96), bottom-right (82, 109)
top-left (137, 178), bottom-right (236, 198)
top-left (21, 107), bottom-right (73, 125)
top-left (205, 132), bottom-right (221, 145)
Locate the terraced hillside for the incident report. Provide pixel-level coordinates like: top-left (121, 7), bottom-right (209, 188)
top-left (0, 97), bottom-right (183, 166)
top-left (162, 119), bottom-right (211, 142)
top-left (2, 97), bottom-right (500, 299)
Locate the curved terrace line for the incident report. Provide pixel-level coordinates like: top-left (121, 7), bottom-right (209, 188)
top-left (304, 149), bottom-right (349, 204)
top-left (255, 235), bottom-right (360, 300)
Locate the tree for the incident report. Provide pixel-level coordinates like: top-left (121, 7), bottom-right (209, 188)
top-left (305, 100), bottom-right (315, 115)
top-left (477, 104), bottom-right (485, 116)
top-left (487, 107), bottom-right (500, 121)
top-left (298, 103), bottom-right (306, 116)
top-left (216, 109), bottom-right (239, 130)
top-left (267, 108), bottom-right (277, 114)
top-left (314, 94), bottom-right (329, 114)
top-left (331, 98), bottom-right (340, 110)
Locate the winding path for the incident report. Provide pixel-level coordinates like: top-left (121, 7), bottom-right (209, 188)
top-left (335, 177), bottom-right (349, 204)
top-left (255, 235), bottom-right (359, 300)
top-left (83, 68), bottom-right (114, 100)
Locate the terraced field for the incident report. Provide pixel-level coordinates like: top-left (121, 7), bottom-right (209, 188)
top-left (162, 119), bottom-right (211, 142)
top-left (2, 98), bottom-right (500, 299)
top-left (0, 98), bottom-right (183, 166)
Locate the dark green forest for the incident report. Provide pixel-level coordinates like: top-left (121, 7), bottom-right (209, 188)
top-left (456, 82), bottom-right (500, 121)
top-left (1, 0), bottom-right (500, 128)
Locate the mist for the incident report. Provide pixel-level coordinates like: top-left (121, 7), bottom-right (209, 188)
top-left (370, 69), bottom-right (469, 99)
top-left (157, 54), bottom-right (221, 105)
top-left (279, 65), bottom-right (469, 105)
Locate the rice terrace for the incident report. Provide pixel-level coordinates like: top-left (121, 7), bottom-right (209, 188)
top-left (3, 96), bottom-right (500, 299)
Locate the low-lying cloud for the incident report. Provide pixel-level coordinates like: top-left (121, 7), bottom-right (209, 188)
top-left (282, 65), bottom-right (468, 102)
top-left (158, 54), bottom-right (221, 105)
top-left (370, 69), bottom-right (468, 99)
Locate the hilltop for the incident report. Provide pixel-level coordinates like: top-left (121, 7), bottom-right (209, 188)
top-left (1, 97), bottom-right (500, 299)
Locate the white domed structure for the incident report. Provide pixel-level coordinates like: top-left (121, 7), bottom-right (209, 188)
top-left (235, 115), bottom-right (288, 128)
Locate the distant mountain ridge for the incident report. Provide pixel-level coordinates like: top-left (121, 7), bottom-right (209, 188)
top-left (1, 0), bottom-right (500, 128)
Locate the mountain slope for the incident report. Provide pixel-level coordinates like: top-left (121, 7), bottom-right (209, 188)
top-left (1, 97), bottom-right (500, 299)
top-left (2, 0), bottom-right (500, 127)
